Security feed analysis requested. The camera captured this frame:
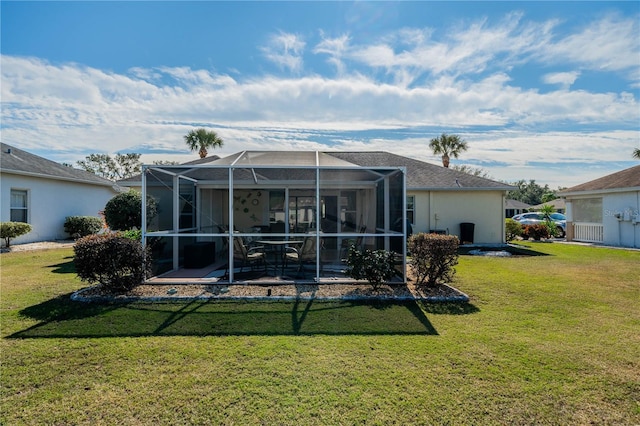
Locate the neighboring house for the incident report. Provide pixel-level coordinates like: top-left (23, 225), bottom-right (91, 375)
top-left (0, 143), bottom-right (122, 246)
top-left (505, 199), bottom-right (532, 218)
top-left (560, 165), bottom-right (640, 248)
top-left (531, 198), bottom-right (565, 214)
top-left (120, 151), bottom-right (513, 284)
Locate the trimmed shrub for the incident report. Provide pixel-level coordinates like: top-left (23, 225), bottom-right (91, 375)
top-left (74, 233), bottom-right (150, 293)
top-left (64, 216), bottom-right (104, 239)
top-left (1, 222), bottom-right (32, 247)
top-left (522, 224), bottom-right (550, 241)
top-left (103, 190), bottom-right (157, 231)
top-left (345, 246), bottom-right (397, 290)
top-left (505, 218), bottom-right (523, 242)
top-left (408, 233), bottom-right (459, 287)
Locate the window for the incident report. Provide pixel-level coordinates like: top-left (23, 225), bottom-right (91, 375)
top-left (572, 198), bottom-right (602, 223)
top-left (10, 189), bottom-right (28, 222)
top-left (406, 195), bottom-right (415, 225)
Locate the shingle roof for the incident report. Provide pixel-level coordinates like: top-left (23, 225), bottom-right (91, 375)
top-left (327, 151), bottom-right (513, 190)
top-left (0, 143), bottom-right (118, 187)
top-left (560, 165), bottom-right (640, 194)
top-left (119, 150), bottom-right (514, 191)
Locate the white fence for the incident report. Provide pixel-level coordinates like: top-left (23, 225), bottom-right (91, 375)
top-left (573, 222), bottom-right (604, 243)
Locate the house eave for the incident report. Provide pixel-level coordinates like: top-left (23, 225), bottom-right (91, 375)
top-left (2, 169), bottom-right (122, 191)
top-left (561, 186), bottom-right (640, 197)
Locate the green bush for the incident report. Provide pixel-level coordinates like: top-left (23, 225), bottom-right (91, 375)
top-left (522, 224), bottom-right (550, 241)
top-left (345, 246), bottom-right (397, 290)
top-left (73, 233), bottom-right (150, 293)
top-left (121, 229), bottom-right (142, 241)
top-left (505, 218), bottom-right (523, 242)
top-left (64, 216), bottom-right (104, 239)
top-left (1, 222), bottom-right (33, 247)
top-left (103, 190), bottom-right (157, 231)
top-left (408, 233), bottom-right (459, 287)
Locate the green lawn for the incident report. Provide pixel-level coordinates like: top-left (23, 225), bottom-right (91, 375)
top-left (1, 243), bottom-right (639, 425)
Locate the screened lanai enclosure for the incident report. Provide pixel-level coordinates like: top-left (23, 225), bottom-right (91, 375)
top-left (142, 151), bottom-right (407, 284)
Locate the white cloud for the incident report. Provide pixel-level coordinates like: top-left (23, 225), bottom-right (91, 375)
top-left (260, 31), bottom-right (306, 74)
top-left (542, 71), bottom-right (580, 89)
top-left (1, 10), bottom-right (638, 188)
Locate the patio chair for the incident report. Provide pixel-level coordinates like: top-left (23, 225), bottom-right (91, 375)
top-left (284, 236), bottom-right (321, 278)
top-left (232, 237), bottom-right (266, 273)
top-left (340, 226), bottom-right (367, 259)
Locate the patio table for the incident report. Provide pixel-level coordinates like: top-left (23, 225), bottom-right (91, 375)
top-left (256, 240), bottom-right (303, 275)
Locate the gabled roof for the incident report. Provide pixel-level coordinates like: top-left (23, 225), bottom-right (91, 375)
top-left (560, 165), bottom-right (640, 196)
top-left (0, 142), bottom-right (119, 188)
top-left (119, 150), bottom-right (513, 191)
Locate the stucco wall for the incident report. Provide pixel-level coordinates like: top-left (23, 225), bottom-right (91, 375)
top-left (409, 190), bottom-right (505, 244)
top-left (1, 174), bottom-right (118, 245)
top-left (602, 191), bottom-right (640, 248)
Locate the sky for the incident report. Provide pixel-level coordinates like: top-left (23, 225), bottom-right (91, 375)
top-left (1, 1), bottom-right (639, 189)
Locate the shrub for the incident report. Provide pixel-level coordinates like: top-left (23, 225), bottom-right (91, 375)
top-left (64, 216), bottom-right (104, 239)
top-left (505, 218), bottom-right (523, 242)
top-left (103, 190), bottom-right (157, 231)
top-left (345, 246), bottom-right (397, 290)
top-left (1, 222), bottom-right (33, 247)
top-left (522, 224), bottom-right (550, 241)
top-left (73, 233), bottom-right (150, 293)
top-left (121, 229), bottom-right (142, 241)
top-left (408, 233), bottom-right (459, 287)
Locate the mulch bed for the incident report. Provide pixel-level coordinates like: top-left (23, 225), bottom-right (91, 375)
top-left (73, 279), bottom-right (469, 302)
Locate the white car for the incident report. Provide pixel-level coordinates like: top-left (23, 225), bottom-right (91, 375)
top-left (512, 212), bottom-right (566, 237)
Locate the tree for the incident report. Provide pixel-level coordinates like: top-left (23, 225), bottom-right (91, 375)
top-left (634, 148), bottom-right (640, 159)
top-left (103, 191), bottom-right (157, 231)
top-left (507, 179), bottom-right (551, 206)
top-left (451, 164), bottom-right (493, 179)
top-left (428, 133), bottom-right (468, 168)
top-left (184, 128), bottom-right (224, 158)
top-left (77, 153), bottom-right (142, 181)
top-left (1, 222), bottom-right (32, 247)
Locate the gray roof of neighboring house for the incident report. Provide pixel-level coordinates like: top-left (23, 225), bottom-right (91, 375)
top-left (531, 198), bottom-right (565, 210)
top-left (560, 165), bottom-right (640, 195)
top-left (119, 150), bottom-right (514, 191)
top-left (0, 142), bottom-right (119, 188)
top-left (505, 199), bottom-right (532, 209)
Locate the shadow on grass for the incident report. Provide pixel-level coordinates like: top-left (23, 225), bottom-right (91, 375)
top-left (458, 245), bottom-right (549, 257)
top-left (8, 294), bottom-right (478, 338)
top-left (47, 257), bottom-right (76, 274)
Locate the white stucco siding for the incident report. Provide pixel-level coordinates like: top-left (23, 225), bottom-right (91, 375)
top-left (1, 174), bottom-right (117, 245)
top-left (602, 191), bottom-right (640, 248)
top-left (411, 190), bottom-right (505, 244)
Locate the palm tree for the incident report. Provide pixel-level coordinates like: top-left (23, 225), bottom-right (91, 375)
top-left (184, 128), bottom-right (224, 158)
top-left (429, 133), bottom-right (468, 168)
top-left (633, 148), bottom-right (640, 159)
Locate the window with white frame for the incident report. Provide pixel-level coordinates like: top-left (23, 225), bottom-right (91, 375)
top-left (406, 195), bottom-right (415, 226)
top-left (10, 189), bottom-right (28, 222)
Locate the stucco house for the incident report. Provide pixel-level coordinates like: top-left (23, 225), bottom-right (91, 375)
top-left (120, 150), bottom-right (513, 284)
top-left (0, 143), bottom-right (122, 246)
top-left (560, 165), bottom-right (640, 248)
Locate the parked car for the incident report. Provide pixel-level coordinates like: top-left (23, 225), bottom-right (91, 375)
top-left (512, 212), bottom-right (566, 237)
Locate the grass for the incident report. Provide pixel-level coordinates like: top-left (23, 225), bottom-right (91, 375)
top-left (1, 243), bottom-right (639, 425)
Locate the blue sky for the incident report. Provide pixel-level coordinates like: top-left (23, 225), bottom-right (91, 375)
top-left (2, 1), bottom-right (639, 188)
